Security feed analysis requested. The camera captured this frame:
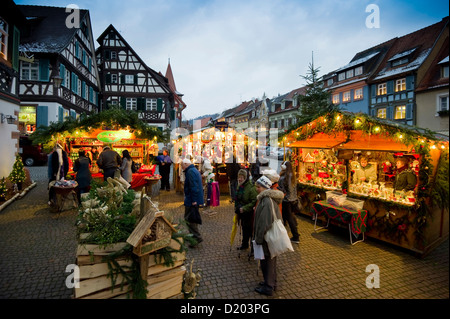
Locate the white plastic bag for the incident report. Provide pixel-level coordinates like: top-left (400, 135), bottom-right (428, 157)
top-left (264, 199), bottom-right (294, 258)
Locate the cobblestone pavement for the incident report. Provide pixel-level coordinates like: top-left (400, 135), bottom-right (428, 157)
top-left (0, 166), bottom-right (448, 299)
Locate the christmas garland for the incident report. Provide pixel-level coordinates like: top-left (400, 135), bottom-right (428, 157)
top-left (286, 110), bottom-right (449, 246)
top-left (30, 106), bottom-right (163, 151)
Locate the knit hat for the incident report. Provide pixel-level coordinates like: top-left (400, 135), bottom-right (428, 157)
top-left (182, 158), bottom-right (191, 165)
top-left (237, 169), bottom-right (248, 180)
top-left (256, 176), bottom-right (272, 189)
top-left (263, 169), bottom-right (280, 183)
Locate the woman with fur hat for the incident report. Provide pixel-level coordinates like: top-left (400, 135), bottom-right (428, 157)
top-left (253, 175), bottom-right (285, 296)
top-left (234, 169), bottom-right (257, 250)
top-left (278, 161), bottom-right (300, 243)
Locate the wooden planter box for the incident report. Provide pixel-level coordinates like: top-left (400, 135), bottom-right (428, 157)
top-left (75, 238), bottom-right (186, 299)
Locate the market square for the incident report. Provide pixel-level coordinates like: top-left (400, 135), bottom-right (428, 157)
top-left (1, 0), bottom-right (449, 302)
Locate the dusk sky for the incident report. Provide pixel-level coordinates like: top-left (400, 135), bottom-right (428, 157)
top-left (15, 0), bottom-right (450, 119)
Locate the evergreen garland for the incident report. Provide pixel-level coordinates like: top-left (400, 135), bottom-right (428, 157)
top-left (284, 110), bottom-right (449, 246)
top-left (30, 106), bottom-right (164, 151)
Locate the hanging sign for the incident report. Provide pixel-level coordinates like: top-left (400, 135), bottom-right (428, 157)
top-left (96, 130), bottom-right (132, 143)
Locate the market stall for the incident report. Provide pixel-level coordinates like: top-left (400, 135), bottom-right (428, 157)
top-left (65, 128), bottom-right (159, 190)
top-left (283, 111), bottom-right (449, 257)
top-left (30, 107), bottom-right (163, 195)
top-left (172, 127), bottom-right (248, 195)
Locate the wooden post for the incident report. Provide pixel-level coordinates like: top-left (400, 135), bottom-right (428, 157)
top-left (140, 255), bottom-right (150, 281)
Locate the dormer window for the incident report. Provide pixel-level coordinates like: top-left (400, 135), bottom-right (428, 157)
top-left (338, 73), bottom-right (345, 81)
top-left (346, 69), bottom-right (354, 78)
top-left (389, 48), bottom-right (416, 67)
top-left (442, 65), bottom-right (449, 78)
top-left (355, 66), bottom-right (363, 76)
top-left (391, 58), bottom-right (409, 67)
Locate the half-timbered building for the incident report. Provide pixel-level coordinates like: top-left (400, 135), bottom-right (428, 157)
top-left (1, 0), bottom-right (25, 177)
top-left (96, 24), bottom-right (176, 132)
top-left (17, 5), bottom-right (100, 134)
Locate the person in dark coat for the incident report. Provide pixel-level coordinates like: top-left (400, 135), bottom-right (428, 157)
top-left (234, 169), bottom-right (257, 250)
top-left (48, 143), bottom-right (69, 204)
top-left (96, 146), bottom-right (122, 181)
top-left (278, 161), bottom-right (300, 243)
top-left (181, 158), bottom-right (204, 247)
top-left (73, 150), bottom-right (92, 202)
top-left (226, 155), bottom-right (241, 203)
top-left (157, 149), bottom-right (172, 191)
top-left (394, 157), bottom-right (417, 191)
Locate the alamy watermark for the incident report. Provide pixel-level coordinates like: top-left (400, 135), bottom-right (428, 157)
top-left (366, 4), bottom-right (380, 29)
top-left (65, 4), bottom-right (80, 29)
top-left (65, 264), bottom-right (80, 289)
top-left (365, 264), bottom-right (380, 289)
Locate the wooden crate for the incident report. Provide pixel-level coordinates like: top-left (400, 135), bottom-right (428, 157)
top-left (75, 239), bottom-right (186, 299)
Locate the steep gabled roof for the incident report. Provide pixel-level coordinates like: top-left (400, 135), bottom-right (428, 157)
top-left (165, 61), bottom-right (187, 111)
top-left (18, 5), bottom-right (89, 53)
top-left (416, 36), bottom-right (449, 92)
top-left (96, 24), bottom-right (171, 94)
top-left (371, 17), bottom-right (449, 81)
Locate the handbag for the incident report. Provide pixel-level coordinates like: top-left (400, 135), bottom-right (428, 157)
top-left (264, 199), bottom-right (294, 258)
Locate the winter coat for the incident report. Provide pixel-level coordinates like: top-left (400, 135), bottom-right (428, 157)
top-left (97, 149), bottom-right (122, 170)
top-left (50, 149), bottom-right (69, 181)
top-left (183, 164), bottom-right (204, 207)
top-left (394, 167), bottom-right (417, 191)
top-left (235, 179), bottom-right (258, 218)
top-left (120, 157), bottom-right (133, 183)
top-left (253, 188), bottom-right (284, 257)
top-left (278, 173), bottom-right (297, 202)
top-left (73, 156), bottom-right (91, 189)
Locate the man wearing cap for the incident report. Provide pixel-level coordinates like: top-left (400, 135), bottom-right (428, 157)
top-left (253, 175), bottom-right (284, 296)
top-left (181, 158), bottom-right (204, 247)
top-left (96, 146), bottom-right (122, 181)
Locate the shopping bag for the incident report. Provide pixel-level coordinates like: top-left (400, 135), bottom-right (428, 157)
top-left (252, 240), bottom-right (265, 260)
top-left (264, 199), bottom-right (294, 258)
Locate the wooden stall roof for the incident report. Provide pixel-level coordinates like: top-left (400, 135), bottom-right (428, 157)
top-left (289, 132), bottom-right (347, 149)
top-left (338, 130), bottom-right (413, 152)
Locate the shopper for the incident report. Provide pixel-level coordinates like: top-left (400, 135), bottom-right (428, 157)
top-left (47, 143), bottom-right (69, 204)
top-left (278, 161), bottom-right (300, 243)
top-left (234, 169), bottom-right (258, 250)
top-left (226, 155), bottom-right (241, 203)
top-left (181, 158), bottom-right (204, 247)
top-left (263, 168), bottom-right (283, 215)
top-left (73, 150), bottom-right (92, 202)
top-left (120, 150), bottom-right (133, 183)
top-left (157, 149), bottom-right (172, 191)
top-left (96, 146), bottom-right (122, 181)
top-left (50, 143), bottom-right (69, 182)
top-left (253, 176), bottom-right (284, 296)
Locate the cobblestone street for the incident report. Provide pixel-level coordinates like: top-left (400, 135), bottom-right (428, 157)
top-left (0, 166), bottom-right (448, 299)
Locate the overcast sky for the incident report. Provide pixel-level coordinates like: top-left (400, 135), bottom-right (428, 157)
top-left (15, 0), bottom-right (449, 120)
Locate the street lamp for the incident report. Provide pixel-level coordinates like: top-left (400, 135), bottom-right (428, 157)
top-left (53, 75), bottom-right (63, 88)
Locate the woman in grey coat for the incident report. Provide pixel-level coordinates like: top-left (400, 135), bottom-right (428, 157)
top-left (253, 176), bottom-right (285, 296)
top-left (120, 150), bottom-right (133, 183)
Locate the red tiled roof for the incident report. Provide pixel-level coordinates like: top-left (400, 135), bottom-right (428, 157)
top-left (416, 36), bottom-right (449, 92)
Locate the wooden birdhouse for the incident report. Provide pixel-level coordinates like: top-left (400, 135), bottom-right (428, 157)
top-left (127, 210), bottom-right (177, 257)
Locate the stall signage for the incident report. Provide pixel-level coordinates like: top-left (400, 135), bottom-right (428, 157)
top-left (96, 130), bottom-right (132, 143)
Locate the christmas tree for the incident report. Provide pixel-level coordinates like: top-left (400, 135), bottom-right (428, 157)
top-left (0, 177), bottom-right (7, 201)
top-left (9, 155), bottom-right (26, 189)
